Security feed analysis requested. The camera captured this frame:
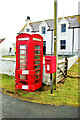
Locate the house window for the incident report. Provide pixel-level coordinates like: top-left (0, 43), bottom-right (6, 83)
top-left (26, 29), bottom-right (30, 32)
top-left (61, 24), bottom-right (66, 32)
top-left (60, 40), bottom-right (66, 49)
top-left (41, 26), bottom-right (46, 34)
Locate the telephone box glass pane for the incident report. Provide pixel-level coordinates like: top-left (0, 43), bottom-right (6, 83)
top-left (20, 65), bottom-right (26, 69)
top-left (35, 70), bottom-right (40, 74)
top-left (35, 56), bottom-right (40, 59)
top-left (34, 45), bottom-right (41, 81)
top-left (20, 50), bottom-right (26, 54)
top-left (35, 50), bottom-right (40, 54)
top-left (35, 45), bottom-right (40, 49)
top-left (35, 65), bottom-right (40, 69)
top-left (20, 45), bottom-right (26, 49)
top-left (20, 55), bottom-right (26, 59)
top-left (35, 60), bottom-right (40, 65)
top-left (36, 74), bottom-right (40, 79)
top-left (20, 75), bottom-right (26, 80)
top-left (18, 44), bottom-right (28, 84)
top-left (20, 60), bottom-right (26, 64)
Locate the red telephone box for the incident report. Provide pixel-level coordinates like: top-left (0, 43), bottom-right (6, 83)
top-left (15, 33), bottom-right (43, 92)
top-left (45, 56), bottom-right (56, 74)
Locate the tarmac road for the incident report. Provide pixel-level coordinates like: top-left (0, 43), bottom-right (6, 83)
top-left (0, 92), bottom-right (79, 119)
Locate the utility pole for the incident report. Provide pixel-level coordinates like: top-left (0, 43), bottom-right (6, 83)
top-left (53, 0), bottom-right (58, 90)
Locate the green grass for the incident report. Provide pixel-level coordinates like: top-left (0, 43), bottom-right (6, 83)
top-left (0, 74), bottom-right (15, 92)
top-left (2, 55), bottom-right (16, 59)
top-left (0, 58), bottom-right (79, 107)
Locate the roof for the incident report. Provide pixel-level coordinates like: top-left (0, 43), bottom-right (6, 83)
top-left (66, 16), bottom-right (80, 28)
top-left (0, 38), bottom-right (5, 44)
top-left (19, 15), bottom-right (80, 33)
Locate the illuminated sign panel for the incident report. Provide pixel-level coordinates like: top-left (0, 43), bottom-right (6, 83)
top-left (18, 37), bottom-right (29, 41)
top-left (33, 38), bottom-right (41, 41)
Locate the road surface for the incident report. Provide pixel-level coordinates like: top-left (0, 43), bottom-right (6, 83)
top-left (0, 92), bottom-right (79, 118)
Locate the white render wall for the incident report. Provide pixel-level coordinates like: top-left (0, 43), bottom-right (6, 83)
top-left (78, 28), bottom-right (80, 50)
top-left (74, 28), bottom-right (78, 52)
top-left (57, 18), bottom-right (73, 55)
top-left (44, 31), bottom-right (53, 55)
top-left (0, 39), bottom-right (15, 56)
top-left (36, 21), bottom-right (54, 55)
top-left (0, 58), bottom-right (16, 76)
top-left (0, 46), bottom-right (2, 59)
top-left (35, 30), bottom-right (53, 55)
top-left (67, 29), bottom-right (73, 53)
top-left (0, 51), bottom-right (2, 59)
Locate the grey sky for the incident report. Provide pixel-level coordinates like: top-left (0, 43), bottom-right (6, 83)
top-left (0, 0), bottom-right (79, 43)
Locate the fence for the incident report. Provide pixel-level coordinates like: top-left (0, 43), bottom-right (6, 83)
top-left (57, 58), bottom-right (68, 83)
top-left (58, 51), bottom-right (78, 56)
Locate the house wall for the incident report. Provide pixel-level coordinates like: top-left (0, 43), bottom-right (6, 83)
top-left (78, 28), bottom-right (80, 57)
top-left (0, 39), bottom-right (15, 56)
top-left (0, 51), bottom-right (2, 59)
top-left (23, 21), bottom-right (54, 55)
top-left (38, 21), bottom-right (54, 55)
top-left (74, 28), bottom-right (78, 52)
top-left (58, 18), bottom-right (73, 55)
top-left (66, 29), bottom-right (73, 54)
top-left (0, 58), bottom-right (16, 76)
top-left (46, 31), bottom-right (53, 54)
top-left (39, 31), bottom-right (53, 55)
top-left (0, 45), bottom-right (2, 59)
top-left (24, 22), bottom-right (33, 33)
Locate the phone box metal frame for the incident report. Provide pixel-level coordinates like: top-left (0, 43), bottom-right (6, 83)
top-left (15, 33), bottom-right (43, 92)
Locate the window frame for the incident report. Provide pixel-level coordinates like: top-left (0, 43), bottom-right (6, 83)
top-left (41, 26), bottom-right (46, 34)
top-left (61, 24), bottom-right (66, 33)
top-left (60, 40), bottom-right (66, 50)
top-left (26, 28), bottom-right (30, 32)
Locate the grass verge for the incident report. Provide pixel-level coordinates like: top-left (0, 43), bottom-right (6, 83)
top-left (2, 55), bottom-right (16, 59)
top-left (0, 58), bottom-right (79, 107)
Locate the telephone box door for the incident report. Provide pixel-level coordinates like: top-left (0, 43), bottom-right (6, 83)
top-left (15, 41), bottom-right (30, 88)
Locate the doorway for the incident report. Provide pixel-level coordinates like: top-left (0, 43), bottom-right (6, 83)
top-left (43, 41), bottom-right (46, 55)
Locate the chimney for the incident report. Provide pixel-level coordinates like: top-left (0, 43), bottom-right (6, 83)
top-left (27, 16), bottom-right (30, 20)
top-left (25, 16), bottom-right (31, 24)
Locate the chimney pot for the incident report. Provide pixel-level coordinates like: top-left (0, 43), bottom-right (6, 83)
top-left (27, 16), bottom-right (30, 20)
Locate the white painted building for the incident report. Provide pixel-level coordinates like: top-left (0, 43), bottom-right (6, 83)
top-left (0, 38), bottom-right (15, 56)
top-left (18, 15), bottom-right (80, 55)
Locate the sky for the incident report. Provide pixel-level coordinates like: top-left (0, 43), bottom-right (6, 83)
top-left (0, 0), bottom-right (79, 43)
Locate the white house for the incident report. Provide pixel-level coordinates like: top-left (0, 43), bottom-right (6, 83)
top-left (18, 15), bottom-right (80, 55)
top-left (0, 38), bottom-right (15, 56)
